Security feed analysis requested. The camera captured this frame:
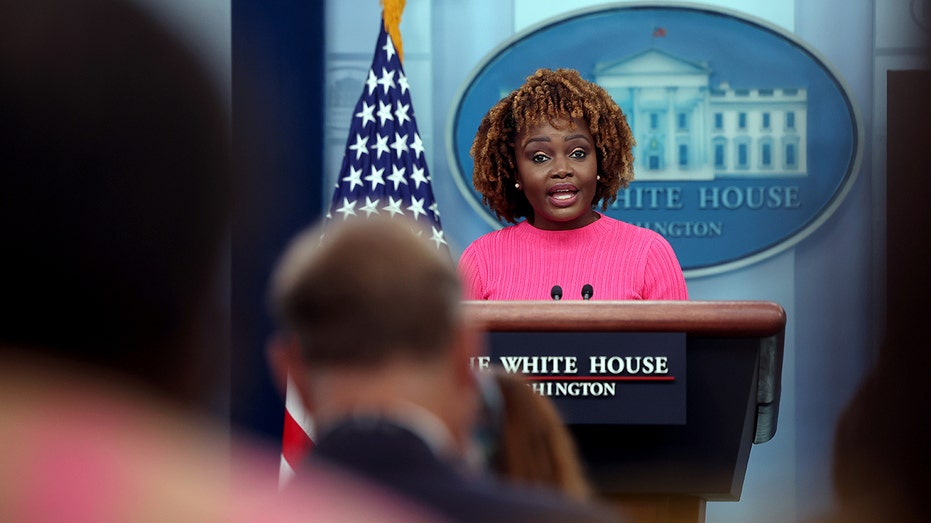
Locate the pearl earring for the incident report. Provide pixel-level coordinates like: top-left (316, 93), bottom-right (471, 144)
top-left (514, 182), bottom-right (521, 189)
top-left (596, 175), bottom-right (601, 181)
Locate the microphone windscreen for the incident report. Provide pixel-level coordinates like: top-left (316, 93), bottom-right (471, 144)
top-left (581, 284), bottom-right (593, 300)
top-left (551, 285), bottom-right (563, 300)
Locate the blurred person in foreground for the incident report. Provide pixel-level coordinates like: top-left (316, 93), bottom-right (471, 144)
top-left (267, 215), bottom-right (621, 523)
top-left (477, 367), bottom-right (595, 503)
top-left (0, 0), bottom-right (424, 520)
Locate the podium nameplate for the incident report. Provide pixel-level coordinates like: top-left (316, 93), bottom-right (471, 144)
top-left (477, 331), bottom-right (686, 425)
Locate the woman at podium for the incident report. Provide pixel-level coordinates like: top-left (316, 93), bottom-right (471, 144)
top-left (459, 68), bottom-right (688, 301)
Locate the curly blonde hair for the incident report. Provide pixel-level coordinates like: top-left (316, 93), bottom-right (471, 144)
top-left (470, 68), bottom-right (636, 224)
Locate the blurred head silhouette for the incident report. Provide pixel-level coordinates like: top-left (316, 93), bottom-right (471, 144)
top-left (0, 0), bottom-right (230, 407)
top-left (269, 215), bottom-right (481, 452)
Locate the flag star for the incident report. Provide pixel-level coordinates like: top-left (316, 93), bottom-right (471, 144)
top-left (395, 102), bottom-right (411, 127)
top-left (407, 197), bottom-right (427, 220)
top-left (410, 132), bottom-right (424, 158)
top-left (377, 101), bottom-right (394, 126)
top-left (335, 197), bottom-right (357, 219)
top-left (348, 133), bottom-right (369, 160)
top-left (377, 67), bottom-right (396, 94)
top-left (371, 133), bottom-right (390, 159)
top-left (355, 101), bottom-right (376, 127)
top-left (390, 132), bottom-right (409, 158)
top-left (410, 165), bottom-right (428, 189)
top-left (342, 166), bottom-right (364, 191)
top-left (387, 164), bottom-right (408, 190)
top-left (360, 196), bottom-right (381, 217)
top-left (383, 196), bottom-right (404, 217)
top-left (382, 37), bottom-right (396, 62)
top-left (430, 226), bottom-right (447, 248)
top-left (398, 72), bottom-right (409, 95)
top-left (366, 69), bottom-right (378, 95)
top-left (429, 201), bottom-right (440, 218)
top-left (364, 165), bottom-right (385, 190)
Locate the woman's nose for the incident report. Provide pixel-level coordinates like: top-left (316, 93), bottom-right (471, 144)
top-left (550, 157), bottom-right (572, 177)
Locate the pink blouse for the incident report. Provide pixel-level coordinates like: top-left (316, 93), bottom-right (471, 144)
top-left (458, 214), bottom-right (688, 301)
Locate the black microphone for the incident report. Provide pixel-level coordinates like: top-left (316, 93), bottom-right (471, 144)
top-left (581, 284), bottom-right (593, 300)
top-left (551, 285), bottom-right (563, 300)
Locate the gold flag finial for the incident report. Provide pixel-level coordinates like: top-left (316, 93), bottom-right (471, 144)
top-left (380, 0), bottom-right (406, 63)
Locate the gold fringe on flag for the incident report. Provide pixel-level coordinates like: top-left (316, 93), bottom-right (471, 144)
top-left (380, 0), bottom-right (406, 63)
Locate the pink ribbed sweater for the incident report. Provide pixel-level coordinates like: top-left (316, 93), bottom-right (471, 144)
top-left (458, 214), bottom-right (688, 301)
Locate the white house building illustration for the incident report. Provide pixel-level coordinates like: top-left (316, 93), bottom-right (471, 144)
top-left (594, 48), bottom-right (808, 181)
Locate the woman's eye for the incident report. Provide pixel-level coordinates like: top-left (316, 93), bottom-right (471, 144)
top-left (531, 153), bottom-right (550, 163)
top-left (569, 149), bottom-right (587, 159)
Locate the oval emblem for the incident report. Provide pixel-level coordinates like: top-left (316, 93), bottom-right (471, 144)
top-left (448, 5), bottom-right (861, 277)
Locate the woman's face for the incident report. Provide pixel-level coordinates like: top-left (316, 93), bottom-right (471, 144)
top-left (514, 118), bottom-right (599, 230)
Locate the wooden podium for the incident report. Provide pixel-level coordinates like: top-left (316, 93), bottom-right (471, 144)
top-left (463, 300), bottom-right (786, 523)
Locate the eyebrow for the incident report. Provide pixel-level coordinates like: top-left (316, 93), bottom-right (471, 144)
top-left (522, 136), bottom-right (551, 146)
top-left (521, 133), bottom-right (591, 147)
top-left (563, 133), bottom-right (591, 143)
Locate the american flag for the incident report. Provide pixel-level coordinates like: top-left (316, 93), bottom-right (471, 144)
top-left (279, 15), bottom-right (447, 486)
top-left (325, 22), bottom-right (446, 245)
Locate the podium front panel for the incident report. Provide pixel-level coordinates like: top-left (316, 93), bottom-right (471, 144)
top-left (466, 301), bottom-right (785, 501)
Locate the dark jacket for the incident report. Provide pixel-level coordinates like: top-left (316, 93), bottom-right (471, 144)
top-left (306, 419), bottom-right (620, 523)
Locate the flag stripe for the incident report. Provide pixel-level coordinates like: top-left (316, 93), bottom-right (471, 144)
top-left (278, 454), bottom-right (296, 488)
top-left (285, 375), bottom-right (315, 437)
top-left (282, 405), bottom-right (314, 468)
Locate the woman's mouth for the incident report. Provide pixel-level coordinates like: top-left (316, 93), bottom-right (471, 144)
top-left (547, 185), bottom-right (579, 207)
